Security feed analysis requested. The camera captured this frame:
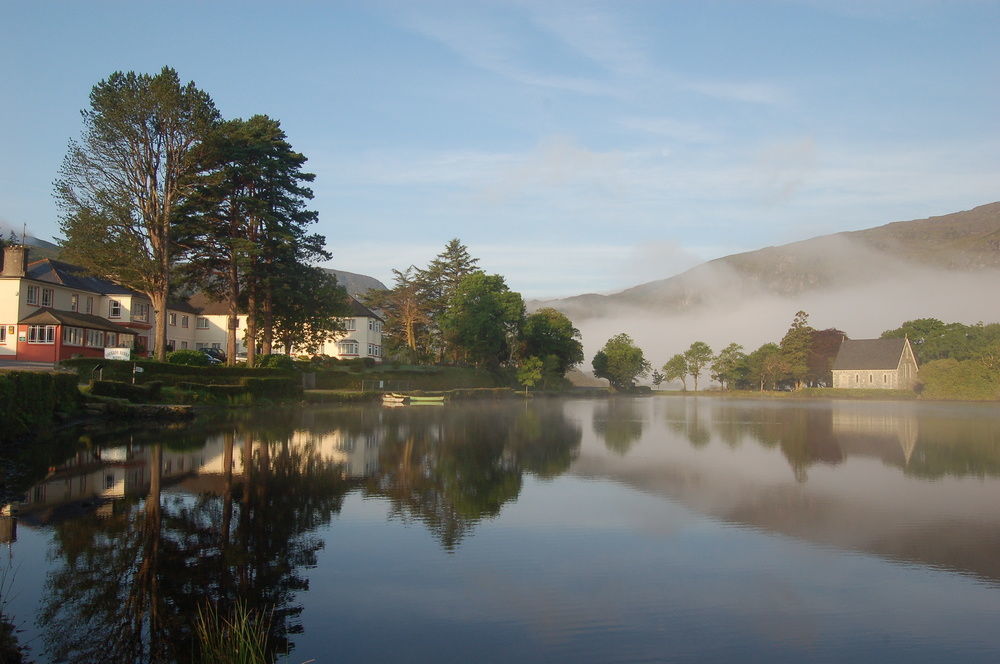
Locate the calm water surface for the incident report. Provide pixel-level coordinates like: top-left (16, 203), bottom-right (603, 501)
top-left (3, 397), bottom-right (1000, 663)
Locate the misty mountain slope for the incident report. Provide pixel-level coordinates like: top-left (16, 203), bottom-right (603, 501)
top-left (539, 202), bottom-right (1000, 321)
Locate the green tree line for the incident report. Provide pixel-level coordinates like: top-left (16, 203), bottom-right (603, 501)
top-left (364, 239), bottom-right (585, 389)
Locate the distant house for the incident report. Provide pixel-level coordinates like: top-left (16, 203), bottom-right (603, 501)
top-left (309, 297), bottom-right (384, 363)
top-left (831, 337), bottom-right (918, 390)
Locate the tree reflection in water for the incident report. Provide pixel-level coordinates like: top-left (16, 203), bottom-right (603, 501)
top-left (363, 403), bottom-right (581, 550)
top-left (39, 425), bottom-right (354, 664)
top-left (592, 399), bottom-right (645, 455)
top-left (33, 402), bottom-right (582, 660)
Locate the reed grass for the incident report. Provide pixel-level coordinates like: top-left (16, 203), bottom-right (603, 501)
top-left (194, 600), bottom-right (273, 664)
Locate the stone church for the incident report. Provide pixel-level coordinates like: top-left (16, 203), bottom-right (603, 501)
top-left (831, 337), bottom-right (919, 390)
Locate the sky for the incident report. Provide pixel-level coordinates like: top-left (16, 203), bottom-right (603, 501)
top-left (1, 0), bottom-right (999, 299)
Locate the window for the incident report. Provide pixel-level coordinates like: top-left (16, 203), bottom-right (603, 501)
top-left (181, 341), bottom-right (188, 349)
top-left (0, 327), bottom-right (5, 344)
top-left (64, 327), bottom-right (84, 346)
top-left (168, 313), bottom-right (177, 326)
top-left (133, 302), bottom-right (149, 322)
top-left (26, 285), bottom-right (39, 305)
top-left (197, 317), bottom-right (209, 329)
top-left (343, 318), bottom-right (356, 331)
top-left (86, 329), bottom-right (105, 348)
top-left (109, 300), bottom-right (122, 318)
top-left (27, 325), bottom-right (55, 344)
top-left (41, 288), bottom-right (54, 307)
top-left (368, 319), bottom-right (382, 332)
top-left (212, 342), bottom-right (221, 349)
top-left (338, 341), bottom-right (358, 355)
top-left (86, 296), bottom-right (94, 314)
top-left (181, 315), bottom-right (189, 328)
top-left (368, 344), bottom-right (381, 357)
top-left (71, 294), bottom-right (79, 312)
top-left (106, 332), bottom-right (116, 348)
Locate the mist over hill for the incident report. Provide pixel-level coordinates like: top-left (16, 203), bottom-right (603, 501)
top-left (533, 202), bottom-right (1000, 365)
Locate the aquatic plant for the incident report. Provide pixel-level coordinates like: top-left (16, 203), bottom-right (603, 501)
top-left (195, 600), bottom-right (274, 664)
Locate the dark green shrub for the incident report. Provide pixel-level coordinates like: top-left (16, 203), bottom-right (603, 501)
top-left (0, 370), bottom-right (81, 444)
top-left (918, 359), bottom-right (1000, 400)
top-left (90, 380), bottom-right (158, 402)
top-left (242, 377), bottom-right (302, 399)
top-left (254, 354), bottom-right (295, 370)
top-left (167, 349), bottom-right (210, 366)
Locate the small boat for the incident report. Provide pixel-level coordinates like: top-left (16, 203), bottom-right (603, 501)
top-left (382, 393), bottom-right (408, 404)
top-left (407, 395), bottom-right (445, 404)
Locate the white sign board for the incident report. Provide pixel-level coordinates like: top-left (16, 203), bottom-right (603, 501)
top-left (104, 348), bottom-right (131, 361)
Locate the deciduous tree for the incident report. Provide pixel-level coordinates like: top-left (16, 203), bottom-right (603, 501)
top-left (592, 333), bottom-right (650, 390)
top-left (684, 341), bottom-right (714, 391)
top-left (662, 354), bottom-right (688, 390)
top-left (521, 308), bottom-right (584, 377)
top-left (56, 66), bottom-right (218, 360)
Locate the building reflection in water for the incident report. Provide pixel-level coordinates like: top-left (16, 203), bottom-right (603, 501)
top-left (3, 403), bottom-right (583, 663)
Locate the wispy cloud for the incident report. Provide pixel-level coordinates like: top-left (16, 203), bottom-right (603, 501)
top-left (406, 13), bottom-right (622, 97)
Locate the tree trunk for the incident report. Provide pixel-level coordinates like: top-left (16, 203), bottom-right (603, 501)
top-left (226, 255), bottom-right (239, 366)
top-left (246, 287), bottom-right (258, 367)
top-left (151, 289), bottom-right (169, 361)
top-left (262, 288), bottom-right (273, 355)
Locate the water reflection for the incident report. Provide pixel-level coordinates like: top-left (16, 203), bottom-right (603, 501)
top-left (592, 399), bottom-right (645, 455)
top-left (3, 403), bottom-right (582, 662)
top-left (583, 397), bottom-right (1000, 584)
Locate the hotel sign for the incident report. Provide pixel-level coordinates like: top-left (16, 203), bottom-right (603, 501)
top-left (104, 348), bottom-right (131, 361)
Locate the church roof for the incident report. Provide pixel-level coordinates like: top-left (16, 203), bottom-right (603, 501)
top-left (832, 338), bottom-right (907, 371)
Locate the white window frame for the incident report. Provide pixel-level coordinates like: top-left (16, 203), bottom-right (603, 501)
top-left (71, 294), bottom-right (79, 312)
top-left (0, 327), bottom-right (6, 344)
top-left (106, 332), bottom-right (116, 348)
top-left (338, 341), bottom-right (359, 355)
top-left (27, 325), bottom-right (55, 344)
top-left (181, 315), bottom-right (189, 328)
top-left (196, 317), bottom-right (209, 329)
top-left (26, 285), bottom-right (39, 305)
top-left (133, 302), bottom-right (149, 322)
top-left (343, 318), bottom-right (357, 331)
top-left (109, 300), bottom-right (122, 319)
top-left (41, 288), bottom-right (54, 307)
top-left (64, 327), bottom-right (84, 346)
top-left (168, 312), bottom-right (177, 326)
top-left (86, 329), bottom-right (105, 348)
top-left (86, 296), bottom-right (94, 314)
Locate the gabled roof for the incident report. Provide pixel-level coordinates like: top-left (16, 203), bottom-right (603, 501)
top-left (25, 259), bottom-right (140, 296)
top-left (832, 338), bottom-right (908, 371)
top-left (347, 297), bottom-right (383, 321)
top-left (186, 293), bottom-right (228, 315)
top-left (19, 307), bottom-right (136, 335)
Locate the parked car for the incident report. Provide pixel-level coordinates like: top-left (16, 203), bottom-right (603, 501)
top-left (199, 347), bottom-right (226, 364)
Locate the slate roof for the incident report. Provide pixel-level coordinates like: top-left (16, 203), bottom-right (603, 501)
top-left (832, 338), bottom-right (907, 371)
top-left (19, 307), bottom-right (136, 335)
top-left (347, 297), bottom-right (383, 321)
top-left (24, 259), bottom-right (139, 296)
top-left (186, 292), bottom-right (228, 315)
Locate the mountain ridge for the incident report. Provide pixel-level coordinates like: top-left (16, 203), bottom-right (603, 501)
top-left (535, 202), bottom-right (1000, 320)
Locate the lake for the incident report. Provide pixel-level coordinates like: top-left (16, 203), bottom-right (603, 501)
top-left (3, 396), bottom-right (1000, 663)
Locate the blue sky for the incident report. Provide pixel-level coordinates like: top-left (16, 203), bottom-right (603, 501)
top-left (2, 0), bottom-right (998, 298)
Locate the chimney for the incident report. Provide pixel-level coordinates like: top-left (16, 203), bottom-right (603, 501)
top-left (1, 245), bottom-right (28, 278)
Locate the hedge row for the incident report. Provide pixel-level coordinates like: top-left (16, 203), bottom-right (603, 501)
top-left (0, 370), bottom-right (81, 445)
top-left (173, 377), bottom-right (302, 401)
top-left (90, 380), bottom-right (164, 402)
top-left (60, 358), bottom-right (294, 385)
